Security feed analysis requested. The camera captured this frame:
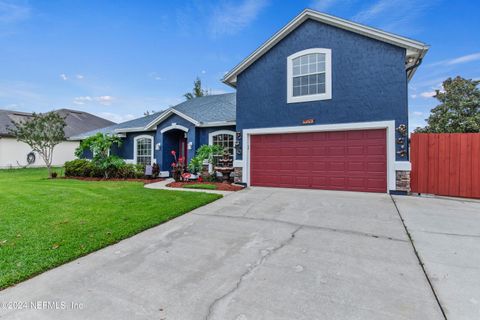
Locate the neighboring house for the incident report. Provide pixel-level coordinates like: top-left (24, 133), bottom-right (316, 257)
top-left (79, 9), bottom-right (429, 193)
top-left (0, 109), bottom-right (114, 169)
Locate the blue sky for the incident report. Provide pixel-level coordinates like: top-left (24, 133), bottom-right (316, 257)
top-left (0, 0), bottom-right (478, 129)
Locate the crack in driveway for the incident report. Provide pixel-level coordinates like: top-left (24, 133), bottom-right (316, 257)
top-left (205, 225), bottom-right (303, 320)
top-left (194, 212), bottom-right (407, 243)
top-left (416, 230), bottom-right (480, 238)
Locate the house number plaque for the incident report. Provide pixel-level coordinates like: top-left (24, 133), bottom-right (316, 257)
top-left (302, 118), bottom-right (315, 125)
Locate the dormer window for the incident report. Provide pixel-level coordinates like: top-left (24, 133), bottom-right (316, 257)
top-left (287, 48), bottom-right (332, 103)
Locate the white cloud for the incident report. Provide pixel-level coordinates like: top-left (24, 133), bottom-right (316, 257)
top-left (352, 0), bottom-right (435, 31)
top-left (73, 96), bottom-right (92, 105)
top-left (0, 0), bottom-right (30, 24)
top-left (420, 91), bottom-right (436, 98)
top-left (73, 95), bottom-right (114, 106)
top-left (148, 72), bottom-right (163, 81)
top-left (95, 95), bottom-right (114, 105)
top-left (412, 111), bottom-right (423, 116)
top-left (96, 112), bottom-right (136, 124)
top-left (429, 52), bottom-right (480, 66)
top-left (410, 94), bottom-right (417, 99)
top-left (60, 74), bottom-right (68, 81)
top-left (76, 74), bottom-right (84, 80)
top-left (201, 70), bottom-right (206, 74)
top-left (210, 0), bottom-right (269, 37)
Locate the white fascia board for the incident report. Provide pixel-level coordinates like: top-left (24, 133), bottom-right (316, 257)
top-left (223, 9), bottom-right (429, 86)
top-left (144, 108), bottom-right (200, 130)
top-left (114, 127), bottom-right (146, 133)
top-left (198, 121), bottom-right (236, 128)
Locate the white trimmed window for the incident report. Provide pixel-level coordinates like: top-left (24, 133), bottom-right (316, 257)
top-left (208, 130), bottom-right (236, 166)
top-left (287, 48), bottom-right (332, 103)
top-left (134, 135), bottom-right (154, 166)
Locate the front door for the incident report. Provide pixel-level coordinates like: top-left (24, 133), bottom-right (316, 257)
top-left (179, 135), bottom-right (188, 167)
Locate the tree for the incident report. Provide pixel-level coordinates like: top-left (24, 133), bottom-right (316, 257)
top-left (75, 133), bottom-right (124, 178)
top-left (144, 110), bottom-right (156, 116)
top-left (8, 112), bottom-right (66, 178)
top-left (184, 77), bottom-right (208, 100)
top-left (415, 76), bottom-right (480, 133)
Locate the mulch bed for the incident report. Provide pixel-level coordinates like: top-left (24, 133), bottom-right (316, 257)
top-left (62, 177), bottom-right (165, 184)
top-left (166, 181), bottom-right (244, 191)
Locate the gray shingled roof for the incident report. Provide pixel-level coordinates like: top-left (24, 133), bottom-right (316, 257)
top-left (0, 108), bottom-right (114, 139)
top-left (71, 93), bottom-right (236, 140)
top-left (172, 93), bottom-right (236, 123)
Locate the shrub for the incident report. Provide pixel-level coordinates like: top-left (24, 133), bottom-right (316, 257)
top-left (65, 159), bottom-right (148, 179)
top-left (65, 159), bottom-right (95, 177)
top-left (188, 156), bottom-right (203, 174)
top-left (134, 164), bottom-right (145, 178)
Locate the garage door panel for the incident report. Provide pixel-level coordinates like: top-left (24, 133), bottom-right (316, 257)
top-left (312, 146), bottom-right (327, 155)
top-left (329, 161), bottom-right (345, 171)
top-left (367, 145), bottom-right (386, 155)
top-left (347, 177), bottom-right (367, 188)
top-left (327, 131), bottom-right (346, 140)
top-left (367, 129), bottom-right (386, 139)
top-left (328, 146), bottom-right (345, 156)
top-left (348, 161), bottom-right (366, 171)
top-left (367, 162), bottom-right (387, 172)
top-left (368, 178), bottom-right (387, 190)
top-left (347, 146), bottom-right (365, 155)
top-left (295, 176), bottom-right (310, 187)
top-left (295, 147), bottom-right (310, 156)
top-left (250, 129), bottom-right (387, 193)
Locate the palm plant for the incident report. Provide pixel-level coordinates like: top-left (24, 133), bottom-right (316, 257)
top-left (184, 77), bottom-right (208, 100)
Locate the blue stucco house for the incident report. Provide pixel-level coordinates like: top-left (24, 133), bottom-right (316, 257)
top-left (76, 9), bottom-right (429, 193)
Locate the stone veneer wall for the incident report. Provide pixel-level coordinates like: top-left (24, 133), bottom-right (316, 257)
top-left (396, 170), bottom-right (411, 192)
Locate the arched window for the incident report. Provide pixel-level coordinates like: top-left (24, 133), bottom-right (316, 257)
top-left (134, 135), bottom-right (154, 166)
top-left (287, 48), bottom-right (332, 103)
top-left (209, 130), bottom-right (236, 164)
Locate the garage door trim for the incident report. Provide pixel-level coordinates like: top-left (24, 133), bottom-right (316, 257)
top-left (242, 120), bottom-right (397, 192)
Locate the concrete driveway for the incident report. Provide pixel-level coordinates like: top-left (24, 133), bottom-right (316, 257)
top-left (393, 195), bottom-right (480, 320)
top-left (0, 188), bottom-right (447, 320)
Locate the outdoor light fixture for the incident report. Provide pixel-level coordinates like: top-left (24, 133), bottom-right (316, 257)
top-left (155, 143), bottom-right (161, 150)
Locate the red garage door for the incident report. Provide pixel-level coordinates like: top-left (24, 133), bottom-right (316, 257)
top-left (250, 129), bottom-right (387, 193)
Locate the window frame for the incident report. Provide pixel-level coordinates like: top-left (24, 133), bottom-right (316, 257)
top-left (133, 135), bottom-right (154, 166)
top-left (208, 130), bottom-right (236, 172)
top-left (208, 130), bottom-right (236, 160)
top-left (287, 48), bottom-right (332, 103)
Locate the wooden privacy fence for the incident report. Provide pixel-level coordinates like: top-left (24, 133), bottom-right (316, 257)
top-left (410, 133), bottom-right (480, 199)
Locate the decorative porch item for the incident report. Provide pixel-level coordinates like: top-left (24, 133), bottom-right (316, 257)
top-left (214, 150), bottom-right (234, 183)
top-left (396, 124), bottom-right (408, 157)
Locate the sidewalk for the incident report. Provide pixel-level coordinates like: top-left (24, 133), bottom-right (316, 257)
top-left (145, 178), bottom-right (236, 196)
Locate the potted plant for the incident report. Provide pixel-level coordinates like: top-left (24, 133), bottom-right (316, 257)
top-left (187, 156), bottom-right (203, 179)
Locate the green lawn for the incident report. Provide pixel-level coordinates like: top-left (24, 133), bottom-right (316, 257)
top-left (183, 183), bottom-right (218, 190)
top-left (0, 168), bottom-right (221, 290)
